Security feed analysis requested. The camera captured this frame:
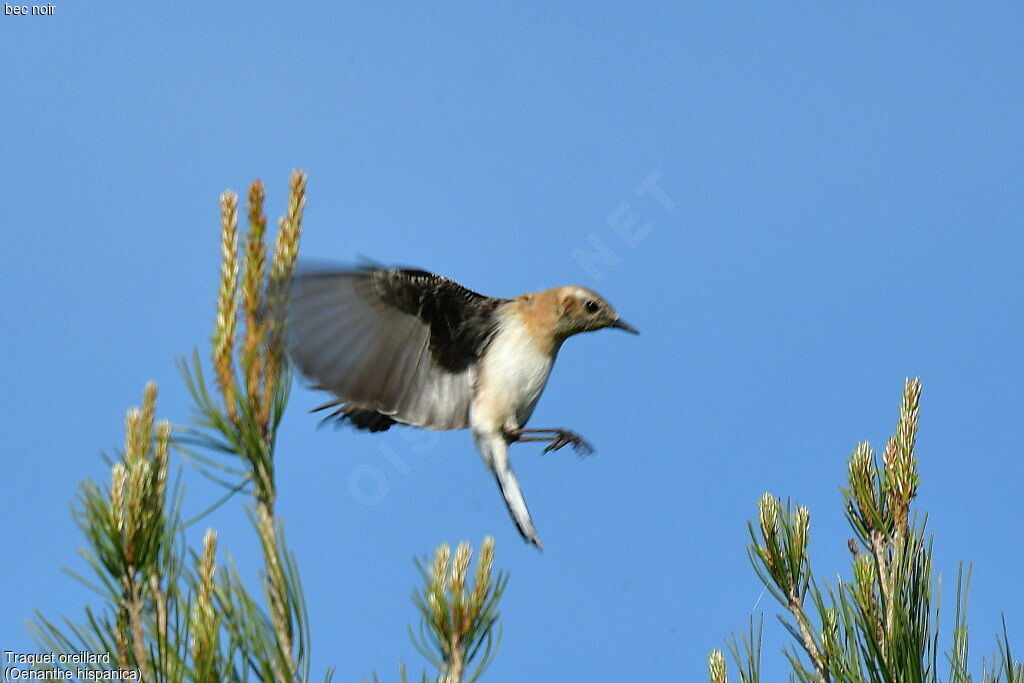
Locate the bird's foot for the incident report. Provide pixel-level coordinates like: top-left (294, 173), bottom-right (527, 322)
top-left (543, 429), bottom-right (594, 456)
top-left (510, 428), bottom-right (594, 457)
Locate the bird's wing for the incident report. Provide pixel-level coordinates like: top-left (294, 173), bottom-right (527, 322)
top-left (285, 266), bottom-right (505, 431)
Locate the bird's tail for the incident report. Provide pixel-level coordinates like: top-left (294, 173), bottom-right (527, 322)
top-left (473, 430), bottom-right (542, 550)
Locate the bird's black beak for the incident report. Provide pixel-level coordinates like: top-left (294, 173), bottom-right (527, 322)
top-left (610, 318), bottom-right (639, 334)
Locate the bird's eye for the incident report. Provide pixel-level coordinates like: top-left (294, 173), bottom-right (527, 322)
top-left (584, 300), bottom-right (600, 314)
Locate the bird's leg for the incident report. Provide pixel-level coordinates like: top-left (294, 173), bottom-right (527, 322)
top-left (508, 428), bottom-right (594, 456)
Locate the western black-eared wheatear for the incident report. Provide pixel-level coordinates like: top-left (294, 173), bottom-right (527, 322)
top-left (284, 265), bottom-right (637, 549)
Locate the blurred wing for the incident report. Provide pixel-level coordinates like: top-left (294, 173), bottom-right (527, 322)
top-left (285, 266), bottom-right (504, 431)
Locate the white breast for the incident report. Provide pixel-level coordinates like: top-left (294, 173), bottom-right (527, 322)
top-left (471, 312), bottom-right (556, 432)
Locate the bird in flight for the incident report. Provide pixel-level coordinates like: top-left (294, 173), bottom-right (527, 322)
top-left (284, 264), bottom-right (637, 549)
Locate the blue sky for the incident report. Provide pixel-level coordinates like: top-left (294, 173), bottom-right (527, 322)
top-left (2, 3), bottom-right (1022, 680)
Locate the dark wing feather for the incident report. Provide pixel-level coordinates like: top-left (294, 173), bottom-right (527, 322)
top-left (285, 265), bottom-right (505, 431)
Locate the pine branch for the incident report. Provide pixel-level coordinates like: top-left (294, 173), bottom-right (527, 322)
top-left (710, 379), bottom-right (1022, 682)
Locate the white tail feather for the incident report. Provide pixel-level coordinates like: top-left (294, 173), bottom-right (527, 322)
top-left (473, 430), bottom-right (542, 549)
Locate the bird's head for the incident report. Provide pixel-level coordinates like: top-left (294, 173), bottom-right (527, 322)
top-left (550, 286), bottom-right (638, 339)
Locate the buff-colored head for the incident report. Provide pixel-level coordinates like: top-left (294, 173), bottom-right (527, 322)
top-left (553, 286), bottom-right (637, 337)
top-left (512, 285), bottom-right (634, 341)
top-left (514, 286), bottom-right (637, 354)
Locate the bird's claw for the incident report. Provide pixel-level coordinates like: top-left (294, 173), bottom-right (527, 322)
top-left (508, 427), bottom-right (594, 456)
top-left (542, 430), bottom-right (594, 457)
